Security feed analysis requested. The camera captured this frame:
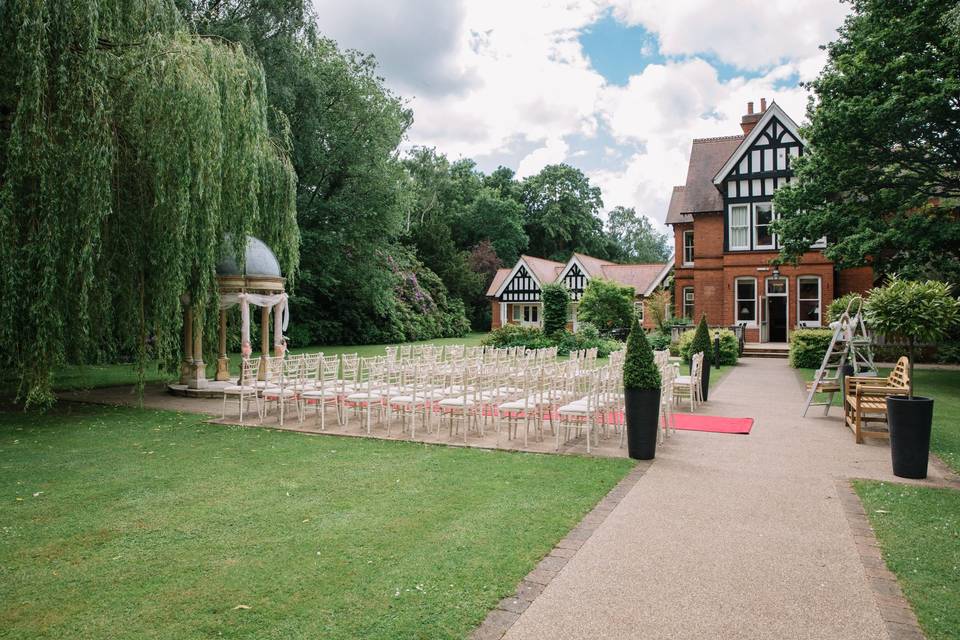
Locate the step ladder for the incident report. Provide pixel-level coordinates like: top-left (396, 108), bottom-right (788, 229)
top-left (802, 296), bottom-right (877, 417)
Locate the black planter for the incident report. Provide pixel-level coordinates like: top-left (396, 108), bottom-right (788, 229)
top-left (887, 395), bottom-right (934, 479)
top-left (700, 361), bottom-right (711, 402)
top-left (624, 388), bottom-right (661, 460)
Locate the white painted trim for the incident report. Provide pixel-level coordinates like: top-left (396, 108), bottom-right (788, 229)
top-left (558, 254), bottom-right (592, 290)
top-left (728, 203), bottom-right (751, 251)
top-left (752, 202), bottom-right (776, 250)
top-left (643, 262), bottom-right (675, 296)
top-left (733, 276), bottom-right (758, 326)
top-left (493, 256), bottom-right (542, 299)
top-left (712, 102), bottom-right (804, 185)
top-left (796, 275), bottom-right (822, 328)
top-left (682, 230), bottom-right (695, 266)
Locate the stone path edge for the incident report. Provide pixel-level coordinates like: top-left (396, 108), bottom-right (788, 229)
top-left (835, 478), bottom-right (927, 640)
top-left (469, 460), bottom-right (653, 640)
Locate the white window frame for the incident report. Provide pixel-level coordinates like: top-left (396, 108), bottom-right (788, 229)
top-left (512, 304), bottom-right (521, 322)
top-left (682, 230), bottom-right (694, 266)
top-left (796, 276), bottom-right (822, 328)
top-left (728, 204), bottom-right (750, 250)
top-left (635, 300), bottom-right (644, 322)
top-left (682, 287), bottom-right (695, 320)
top-left (734, 277), bottom-right (758, 325)
top-left (753, 202), bottom-right (776, 250)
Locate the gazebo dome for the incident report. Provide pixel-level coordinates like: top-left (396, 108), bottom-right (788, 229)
top-left (216, 235), bottom-right (282, 278)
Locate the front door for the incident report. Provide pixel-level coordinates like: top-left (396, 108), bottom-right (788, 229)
top-left (767, 296), bottom-right (787, 342)
top-left (765, 277), bottom-right (788, 343)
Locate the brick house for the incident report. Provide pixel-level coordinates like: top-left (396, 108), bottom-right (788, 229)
top-left (665, 99), bottom-right (873, 343)
top-left (486, 253), bottom-right (672, 331)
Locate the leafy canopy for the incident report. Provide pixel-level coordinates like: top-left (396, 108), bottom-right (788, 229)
top-left (577, 279), bottom-right (635, 333)
top-left (773, 0), bottom-right (960, 282)
top-left (865, 277), bottom-right (959, 396)
top-left (0, 0), bottom-right (299, 406)
top-left (623, 316), bottom-right (660, 390)
top-left (605, 206), bottom-right (671, 263)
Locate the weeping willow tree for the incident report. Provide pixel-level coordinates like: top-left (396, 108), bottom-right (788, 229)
top-left (0, 0), bottom-right (299, 407)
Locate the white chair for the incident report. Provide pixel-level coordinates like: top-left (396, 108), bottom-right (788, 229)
top-left (262, 356), bottom-right (303, 425)
top-left (388, 363), bottom-right (431, 438)
top-left (437, 363), bottom-right (481, 443)
top-left (301, 354), bottom-right (341, 430)
top-left (344, 356), bottom-right (386, 433)
top-left (673, 351), bottom-right (704, 411)
top-left (221, 357), bottom-right (261, 424)
top-left (557, 367), bottom-right (601, 453)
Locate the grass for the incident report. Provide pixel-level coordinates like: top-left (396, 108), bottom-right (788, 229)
top-left (47, 333), bottom-right (489, 392)
top-left (800, 367), bottom-right (960, 473)
top-left (854, 481), bottom-right (960, 640)
top-left (0, 404), bottom-right (633, 640)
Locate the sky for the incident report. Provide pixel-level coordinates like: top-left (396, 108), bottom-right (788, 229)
top-left (310, 0), bottom-right (851, 228)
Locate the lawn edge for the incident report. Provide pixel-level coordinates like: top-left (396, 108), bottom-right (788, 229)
top-left (469, 460), bottom-right (652, 640)
top-left (928, 453), bottom-right (960, 487)
top-left (835, 478), bottom-right (927, 640)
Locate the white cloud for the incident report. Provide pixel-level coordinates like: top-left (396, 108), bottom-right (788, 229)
top-left (311, 0), bottom-right (849, 230)
top-left (607, 0), bottom-right (847, 70)
top-left (516, 137), bottom-right (571, 179)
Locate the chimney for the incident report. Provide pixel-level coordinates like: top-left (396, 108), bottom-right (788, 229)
top-left (741, 100), bottom-right (762, 135)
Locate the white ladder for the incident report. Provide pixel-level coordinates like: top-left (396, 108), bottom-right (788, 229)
top-left (802, 296), bottom-right (877, 416)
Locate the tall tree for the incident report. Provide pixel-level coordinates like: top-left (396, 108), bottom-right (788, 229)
top-left (774, 0), bottom-right (960, 282)
top-left (605, 206), bottom-right (671, 262)
top-left (520, 164), bottom-right (606, 260)
top-left (0, 0), bottom-right (299, 406)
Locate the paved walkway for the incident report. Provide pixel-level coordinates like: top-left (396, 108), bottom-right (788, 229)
top-left (502, 358), bottom-right (947, 640)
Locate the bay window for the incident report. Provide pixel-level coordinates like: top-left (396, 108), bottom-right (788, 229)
top-left (683, 230), bottom-right (694, 265)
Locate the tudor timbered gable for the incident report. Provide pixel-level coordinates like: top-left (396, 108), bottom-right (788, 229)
top-left (499, 265), bottom-right (540, 302)
top-left (560, 263), bottom-right (587, 301)
top-left (713, 105), bottom-right (810, 253)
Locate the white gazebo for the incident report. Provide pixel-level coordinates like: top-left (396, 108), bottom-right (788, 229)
top-left (171, 236), bottom-right (288, 397)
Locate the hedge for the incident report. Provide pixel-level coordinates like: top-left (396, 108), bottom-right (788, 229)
top-left (788, 329), bottom-right (834, 368)
top-left (678, 328), bottom-right (739, 365)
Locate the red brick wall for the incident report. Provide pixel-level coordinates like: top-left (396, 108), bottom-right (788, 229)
top-left (490, 301), bottom-right (502, 330)
top-left (838, 266), bottom-right (874, 296)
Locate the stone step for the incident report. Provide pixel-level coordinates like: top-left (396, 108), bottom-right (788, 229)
top-left (742, 348), bottom-right (789, 359)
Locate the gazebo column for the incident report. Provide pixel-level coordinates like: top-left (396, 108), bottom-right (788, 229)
top-left (186, 309), bottom-right (207, 390)
top-left (179, 300), bottom-right (193, 385)
top-left (258, 304), bottom-right (270, 380)
top-left (215, 309), bottom-right (230, 381)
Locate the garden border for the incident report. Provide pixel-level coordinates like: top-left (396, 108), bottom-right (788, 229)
top-left (834, 478), bottom-right (927, 640)
top-left (469, 460), bottom-right (652, 640)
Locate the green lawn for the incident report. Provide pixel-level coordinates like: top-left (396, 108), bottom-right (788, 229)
top-left (854, 481), bottom-right (960, 640)
top-left (47, 333), bottom-right (489, 392)
top-left (800, 367), bottom-right (960, 473)
top-left (0, 404), bottom-right (632, 639)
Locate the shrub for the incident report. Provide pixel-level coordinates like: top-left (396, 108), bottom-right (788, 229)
top-left (577, 321), bottom-right (600, 342)
top-left (935, 341), bottom-right (960, 364)
top-left (788, 328), bottom-right (834, 368)
top-left (688, 315), bottom-right (712, 367)
top-left (541, 283), bottom-right (570, 336)
top-left (828, 292), bottom-right (866, 322)
top-left (678, 327), bottom-right (739, 365)
top-left (648, 331), bottom-right (671, 352)
top-left (623, 316), bottom-right (660, 390)
top-left (865, 277), bottom-right (960, 395)
top-left (481, 325), bottom-right (552, 351)
top-left (646, 289), bottom-right (672, 331)
top-left (554, 327), bottom-right (623, 358)
top-left (578, 279), bottom-right (635, 334)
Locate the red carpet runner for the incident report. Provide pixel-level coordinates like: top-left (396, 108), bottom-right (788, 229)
top-left (669, 414), bottom-right (754, 434)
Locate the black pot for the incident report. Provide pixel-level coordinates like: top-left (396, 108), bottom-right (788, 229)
top-left (624, 387), bottom-right (661, 460)
top-left (700, 361), bottom-right (711, 402)
top-left (887, 395), bottom-right (933, 479)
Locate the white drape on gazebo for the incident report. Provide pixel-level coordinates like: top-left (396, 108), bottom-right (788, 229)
top-left (220, 292), bottom-right (289, 356)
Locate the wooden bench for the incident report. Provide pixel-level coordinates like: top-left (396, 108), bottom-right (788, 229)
top-left (843, 356), bottom-right (910, 444)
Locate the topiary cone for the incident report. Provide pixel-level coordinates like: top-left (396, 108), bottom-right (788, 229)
top-left (689, 314), bottom-right (713, 401)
